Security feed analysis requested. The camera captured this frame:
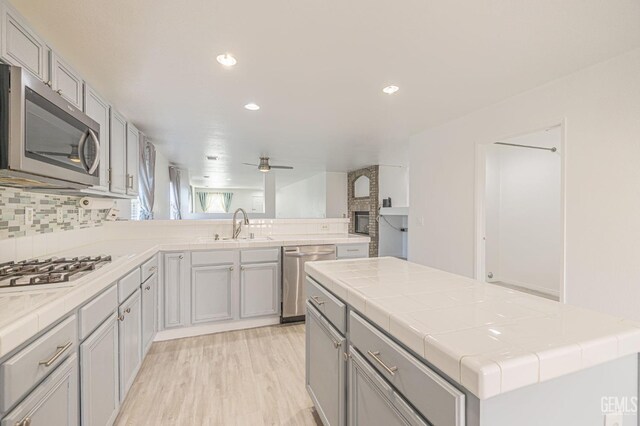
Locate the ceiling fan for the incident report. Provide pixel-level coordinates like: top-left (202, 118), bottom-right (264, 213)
top-left (242, 157), bottom-right (293, 173)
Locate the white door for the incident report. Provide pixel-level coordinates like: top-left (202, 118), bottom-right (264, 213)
top-left (240, 262), bottom-right (279, 318)
top-left (50, 52), bottom-right (83, 109)
top-left (126, 125), bottom-right (140, 196)
top-left (191, 265), bottom-right (233, 324)
top-left (118, 290), bottom-right (142, 401)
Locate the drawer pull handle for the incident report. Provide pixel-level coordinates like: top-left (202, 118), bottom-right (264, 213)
top-left (17, 416), bottom-right (31, 426)
top-left (39, 341), bottom-right (72, 367)
top-left (118, 314), bottom-right (125, 321)
top-left (229, 266), bottom-right (234, 271)
top-left (145, 285), bottom-right (151, 290)
top-left (367, 350), bottom-right (398, 376)
top-left (347, 249), bottom-right (359, 252)
top-left (148, 266), bottom-right (157, 273)
top-left (311, 296), bottom-right (325, 306)
top-left (125, 308), bottom-right (131, 313)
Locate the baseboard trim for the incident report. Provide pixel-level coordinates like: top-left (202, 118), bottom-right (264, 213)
top-left (154, 316), bottom-right (281, 341)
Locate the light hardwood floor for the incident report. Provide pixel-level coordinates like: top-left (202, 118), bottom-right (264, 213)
top-left (115, 324), bottom-right (322, 426)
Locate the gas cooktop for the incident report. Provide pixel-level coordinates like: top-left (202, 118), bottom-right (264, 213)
top-left (0, 255), bottom-right (112, 289)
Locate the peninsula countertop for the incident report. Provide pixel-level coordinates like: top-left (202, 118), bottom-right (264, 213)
top-left (304, 256), bottom-right (640, 399)
top-left (0, 233), bottom-right (369, 358)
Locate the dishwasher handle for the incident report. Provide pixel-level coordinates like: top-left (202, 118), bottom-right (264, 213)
top-left (284, 250), bottom-right (336, 258)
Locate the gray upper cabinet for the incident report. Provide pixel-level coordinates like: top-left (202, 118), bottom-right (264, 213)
top-left (141, 273), bottom-right (158, 355)
top-left (126, 124), bottom-right (140, 196)
top-left (0, 2), bottom-right (48, 81)
top-left (191, 265), bottom-right (233, 324)
top-left (240, 262), bottom-right (279, 318)
top-left (50, 52), bottom-right (83, 109)
top-left (109, 110), bottom-right (127, 194)
top-left (1, 355), bottom-right (78, 426)
top-left (163, 252), bottom-right (189, 329)
top-left (306, 303), bottom-right (346, 426)
top-left (84, 84), bottom-right (110, 192)
top-left (118, 289), bottom-right (142, 401)
top-left (80, 314), bottom-right (119, 426)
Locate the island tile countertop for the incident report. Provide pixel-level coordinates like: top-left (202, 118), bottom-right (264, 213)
top-left (0, 233), bottom-right (369, 358)
top-left (305, 256), bottom-right (640, 399)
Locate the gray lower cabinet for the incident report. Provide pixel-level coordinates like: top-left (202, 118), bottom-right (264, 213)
top-left (118, 289), bottom-right (142, 401)
top-left (141, 273), bottom-right (158, 355)
top-left (80, 315), bottom-right (119, 426)
top-left (2, 354), bottom-right (78, 426)
top-left (191, 265), bottom-right (233, 324)
top-left (240, 262), bottom-right (279, 318)
top-left (306, 302), bottom-right (346, 426)
top-left (163, 252), bottom-right (188, 329)
top-left (348, 349), bottom-right (428, 426)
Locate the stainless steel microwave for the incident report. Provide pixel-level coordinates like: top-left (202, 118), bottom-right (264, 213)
top-left (0, 64), bottom-right (101, 189)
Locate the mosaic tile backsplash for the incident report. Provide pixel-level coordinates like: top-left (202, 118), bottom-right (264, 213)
top-left (0, 187), bottom-right (109, 240)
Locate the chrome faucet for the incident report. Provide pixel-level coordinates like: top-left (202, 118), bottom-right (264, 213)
top-left (232, 208), bottom-right (250, 239)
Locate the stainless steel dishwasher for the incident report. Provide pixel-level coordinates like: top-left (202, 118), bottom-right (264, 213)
top-left (282, 245), bottom-right (336, 322)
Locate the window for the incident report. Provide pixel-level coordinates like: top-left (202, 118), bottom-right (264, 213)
top-left (195, 191), bottom-right (228, 213)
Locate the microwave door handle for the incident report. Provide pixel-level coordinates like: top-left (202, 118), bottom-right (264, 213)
top-left (77, 130), bottom-right (90, 172)
top-left (86, 129), bottom-right (100, 174)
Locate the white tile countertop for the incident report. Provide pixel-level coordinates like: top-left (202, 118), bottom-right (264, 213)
top-left (305, 257), bottom-right (640, 400)
top-left (0, 233), bottom-right (369, 358)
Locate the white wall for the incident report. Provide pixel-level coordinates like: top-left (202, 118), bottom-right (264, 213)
top-left (409, 48), bottom-right (640, 319)
top-left (326, 172), bottom-right (347, 218)
top-left (276, 172), bottom-right (348, 219)
top-left (277, 173), bottom-right (326, 218)
top-left (484, 128), bottom-right (562, 296)
top-left (153, 149), bottom-right (171, 220)
top-left (378, 166), bottom-right (410, 258)
top-left (379, 166), bottom-right (409, 207)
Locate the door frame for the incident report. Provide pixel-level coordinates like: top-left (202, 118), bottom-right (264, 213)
top-left (473, 120), bottom-right (567, 302)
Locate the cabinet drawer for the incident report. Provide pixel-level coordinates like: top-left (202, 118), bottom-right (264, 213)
top-left (336, 244), bottom-right (369, 259)
top-left (118, 268), bottom-right (141, 303)
top-left (241, 248), bottom-right (279, 264)
top-left (141, 256), bottom-right (158, 282)
top-left (349, 312), bottom-right (465, 426)
top-left (78, 285), bottom-right (117, 340)
top-left (306, 278), bottom-right (346, 334)
top-left (191, 250), bottom-right (236, 266)
top-left (0, 315), bottom-right (77, 413)
top-left (1, 354), bottom-right (78, 426)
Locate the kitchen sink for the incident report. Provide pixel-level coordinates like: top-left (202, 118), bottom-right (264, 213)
top-left (196, 236), bottom-right (273, 243)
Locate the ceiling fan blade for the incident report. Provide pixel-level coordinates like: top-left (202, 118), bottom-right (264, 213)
top-left (270, 165), bottom-right (294, 170)
top-left (242, 163), bottom-right (259, 167)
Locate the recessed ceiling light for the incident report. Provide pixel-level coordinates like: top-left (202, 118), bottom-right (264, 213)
top-left (216, 53), bottom-right (237, 67)
top-left (382, 85), bottom-right (399, 94)
top-left (206, 155), bottom-right (219, 161)
top-left (244, 103), bottom-right (260, 111)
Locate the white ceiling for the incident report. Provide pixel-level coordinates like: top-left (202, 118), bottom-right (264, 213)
top-left (11, 0), bottom-right (640, 187)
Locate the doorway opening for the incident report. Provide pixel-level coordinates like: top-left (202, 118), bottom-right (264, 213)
top-left (475, 125), bottom-right (565, 301)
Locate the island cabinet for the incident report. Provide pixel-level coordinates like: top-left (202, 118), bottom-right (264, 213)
top-left (305, 302), bottom-right (346, 426)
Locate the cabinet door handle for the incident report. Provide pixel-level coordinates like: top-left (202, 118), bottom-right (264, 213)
top-left (118, 314), bottom-right (125, 321)
top-left (125, 307), bottom-right (131, 313)
top-left (229, 266), bottom-right (234, 271)
top-left (39, 342), bottom-right (72, 367)
top-left (149, 266), bottom-right (157, 273)
top-left (240, 266), bottom-right (244, 271)
top-left (17, 416), bottom-right (31, 426)
top-left (178, 255), bottom-right (184, 260)
top-left (56, 89), bottom-right (62, 94)
top-left (145, 285), bottom-right (151, 290)
top-left (311, 296), bottom-right (325, 306)
top-left (367, 350), bottom-right (398, 375)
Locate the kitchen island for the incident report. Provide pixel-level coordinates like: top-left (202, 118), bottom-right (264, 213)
top-left (305, 257), bottom-right (640, 426)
